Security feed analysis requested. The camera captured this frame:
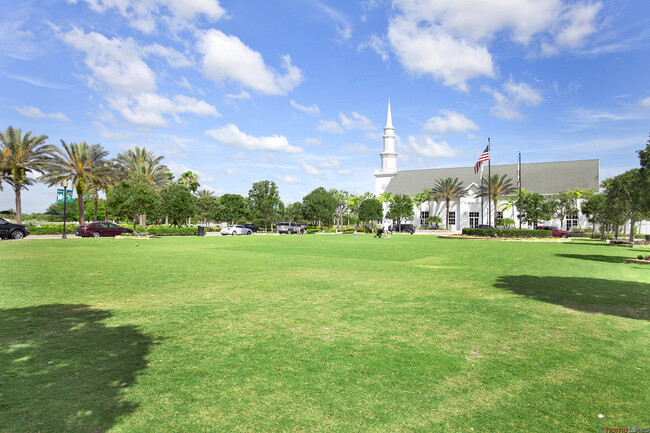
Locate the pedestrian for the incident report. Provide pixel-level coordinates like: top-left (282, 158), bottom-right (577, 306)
top-left (353, 230), bottom-right (358, 238)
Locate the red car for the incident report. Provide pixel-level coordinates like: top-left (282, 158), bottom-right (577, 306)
top-left (536, 225), bottom-right (570, 238)
top-left (75, 222), bottom-right (134, 238)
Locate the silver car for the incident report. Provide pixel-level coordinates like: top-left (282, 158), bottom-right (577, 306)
top-left (220, 225), bottom-right (252, 235)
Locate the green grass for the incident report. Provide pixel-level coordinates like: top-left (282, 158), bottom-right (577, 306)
top-left (1, 235), bottom-right (648, 432)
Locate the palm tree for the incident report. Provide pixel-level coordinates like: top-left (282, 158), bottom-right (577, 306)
top-left (431, 177), bottom-right (467, 229)
top-left (179, 171), bottom-right (200, 194)
top-left (87, 160), bottom-right (123, 222)
top-left (482, 174), bottom-right (516, 227)
top-left (42, 140), bottom-right (110, 225)
top-left (412, 189), bottom-right (429, 224)
top-left (116, 147), bottom-right (169, 189)
top-left (378, 191), bottom-right (394, 223)
top-left (196, 189), bottom-right (214, 199)
top-left (0, 126), bottom-right (51, 223)
top-left (117, 147), bottom-right (168, 227)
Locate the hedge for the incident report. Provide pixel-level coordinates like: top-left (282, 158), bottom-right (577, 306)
top-left (27, 224), bottom-right (78, 235)
top-left (462, 228), bottom-right (552, 238)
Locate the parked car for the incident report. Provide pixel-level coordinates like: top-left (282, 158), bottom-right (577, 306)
top-left (476, 224), bottom-right (495, 229)
top-left (535, 225), bottom-right (570, 238)
top-left (276, 222), bottom-right (298, 234)
top-left (0, 217), bottom-right (30, 239)
top-left (243, 223), bottom-right (259, 233)
top-left (75, 222), bottom-right (134, 238)
top-left (392, 223), bottom-right (415, 234)
top-left (220, 225), bottom-right (253, 235)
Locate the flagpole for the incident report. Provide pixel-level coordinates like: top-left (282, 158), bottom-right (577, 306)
top-left (518, 151), bottom-right (522, 229)
top-left (480, 164), bottom-right (485, 225)
top-left (487, 138), bottom-right (491, 227)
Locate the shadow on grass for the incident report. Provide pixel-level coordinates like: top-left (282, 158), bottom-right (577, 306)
top-left (495, 276), bottom-right (649, 320)
top-left (555, 253), bottom-right (632, 264)
top-left (0, 304), bottom-right (151, 432)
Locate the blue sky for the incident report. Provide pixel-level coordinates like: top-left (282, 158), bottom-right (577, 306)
top-left (1, 0), bottom-right (649, 213)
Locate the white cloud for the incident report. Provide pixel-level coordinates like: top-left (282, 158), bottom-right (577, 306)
top-left (387, 15), bottom-right (494, 91)
top-left (198, 29), bottom-right (303, 95)
top-left (424, 110), bottom-right (478, 135)
top-left (341, 143), bottom-right (371, 154)
top-left (166, 161), bottom-right (215, 183)
top-left (275, 174), bottom-right (303, 184)
top-left (304, 138), bottom-right (322, 146)
top-left (68, 0), bottom-right (226, 33)
top-left (290, 100), bottom-right (320, 116)
top-left (641, 97), bottom-right (650, 108)
top-left (483, 78), bottom-right (543, 120)
top-left (310, 0), bottom-right (352, 41)
top-left (318, 158), bottom-right (350, 175)
top-left (406, 136), bottom-right (461, 159)
top-left (205, 123), bottom-right (303, 153)
top-left (142, 43), bottom-right (192, 68)
top-left (57, 26), bottom-right (157, 94)
top-left (225, 90), bottom-right (252, 100)
top-left (14, 106), bottom-right (69, 122)
top-left (301, 161), bottom-right (322, 176)
top-left (92, 121), bottom-right (135, 140)
top-left (386, 0), bottom-right (603, 90)
top-left (108, 93), bottom-right (220, 127)
top-left (318, 111), bottom-right (375, 134)
top-left (317, 120), bottom-right (344, 134)
top-left (358, 34), bottom-right (389, 62)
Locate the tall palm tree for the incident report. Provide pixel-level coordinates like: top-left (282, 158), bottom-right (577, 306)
top-left (412, 189), bottom-right (429, 223)
top-left (87, 160), bottom-right (123, 222)
top-left (0, 126), bottom-right (51, 223)
top-left (178, 171), bottom-right (200, 194)
top-left (41, 140), bottom-right (110, 225)
top-left (431, 177), bottom-right (467, 229)
top-left (117, 147), bottom-right (169, 189)
top-left (117, 147), bottom-right (168, 227)
top-left (482, 174), bottom-right (516, 227)
top-left (378, 191), bottom-right (394, 222)
top-left (196, 189), bottom-right (214, 199)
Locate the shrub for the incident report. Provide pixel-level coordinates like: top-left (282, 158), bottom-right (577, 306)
top-left (462, 228), bottom-right (552, 238)
top-left (307, 229), bottom-right (319, 234)
top-left (638, 255), bottom-right (645, 260)
top-left (28, 224), bottom-right (78, 235)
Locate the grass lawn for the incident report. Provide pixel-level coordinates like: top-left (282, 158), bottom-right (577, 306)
top-left (1, 235), bottom-right (648, 432)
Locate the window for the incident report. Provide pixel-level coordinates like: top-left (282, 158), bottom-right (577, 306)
top-left (469, 211), bottom-right (479, 228)
top-left (566, 213), bottom-right (578, 231)
top-left (496, 211), bottom-right (504, 224)
top-left (420, 211), bottom-right (429, 226)
top-left (448, 211), bottom-right (456, 226)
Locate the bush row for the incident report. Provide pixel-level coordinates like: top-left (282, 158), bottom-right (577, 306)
top-left (462, 228), bottom-right (552, 238)
top-left (28, 224), bottom-right (78, 235)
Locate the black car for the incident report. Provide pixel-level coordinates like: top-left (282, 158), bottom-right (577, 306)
top-left (476, 224), bottom-right (495, 229)
top-left (0, 217), bottom-right (30, 239)
top-left (243, 224), bottom-right (259, 233)
top-left (392, 223), bottom-right (415, 234)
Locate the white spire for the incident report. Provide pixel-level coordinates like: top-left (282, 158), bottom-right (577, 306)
top-left (386, 98), bottom-right (393, 129)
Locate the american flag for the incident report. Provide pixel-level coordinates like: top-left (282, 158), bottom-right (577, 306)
top-left (474, 145), bottom-right (490, 174)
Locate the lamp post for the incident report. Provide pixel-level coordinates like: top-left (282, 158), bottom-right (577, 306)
top-left (62, 180), bottom-right (68, 239)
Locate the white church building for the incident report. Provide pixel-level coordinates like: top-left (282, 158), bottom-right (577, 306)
top-left (374, 101), bottom-right (609, 232)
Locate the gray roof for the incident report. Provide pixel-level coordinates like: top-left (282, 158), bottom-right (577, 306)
top-left (385, 159), bottom-right (599, 196)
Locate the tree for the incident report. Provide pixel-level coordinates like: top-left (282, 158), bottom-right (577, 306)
top-left (247, 180), bottom-right (280, 231)
top-left (116, 147), bottom-right (169, 189)
top-left (425, 215), bottom-right (443, 229)
top-left (386, 194), bottom-right (414, 229)
top-left (604, 170), bottom-right (646, 241)
top-left (431, 177), bottom-right (466, 229)
top-left (178, 171), bottom-right (200, 194)
top-left (518, 191), bottom-right (553, 228)
top-left (412, 189), bottom-right (429, 223)
top-left (330, 189), bottom-right (349, 231)
top-left (220, 194), bottom-right (248, 225)
top-left (195, 190), bottom-right (220, 224)
top-left (550, 190), bottom-right (577, 231)
top-left (0, 126), bottom-right (51, 223)
top-left (107, 173), bottom-right (160, 233)
top-left (637, 136), bottom-right (650, 216)
top-left (284, 202), bottom-right (304, 222)
top-left (42, 140), bottom-right (110, 225)
top-left (581, 193), bottom-right (607, 235)
top-left (302, 187), bottom-right (336, 229)
top-left (87, 159), bottom-right (121, 222)
top-left (481, 174), bottom-right (516, 227)
top-left (358, 197), bottom-right (383, 228)
top-left (160, 183), bottom-right (195, 226)
top-left (346, 194), bottom-right (363, 226)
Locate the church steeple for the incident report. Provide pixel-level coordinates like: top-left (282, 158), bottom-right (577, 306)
top-left (380, 98), bottom-right (397, 174)
top-left (386, 98), bottom-right (393, 129)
